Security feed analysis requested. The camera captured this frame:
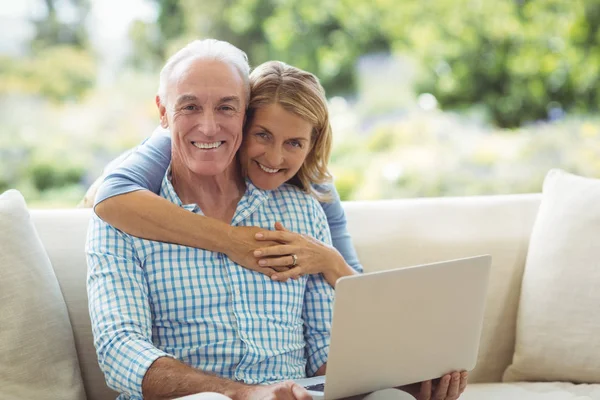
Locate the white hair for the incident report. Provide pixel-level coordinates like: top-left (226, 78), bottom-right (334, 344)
top-left (157, 39), bottom-right (251, 108)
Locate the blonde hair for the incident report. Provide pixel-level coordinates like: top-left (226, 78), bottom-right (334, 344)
top-left (247, 61), bottom-right (333, 202)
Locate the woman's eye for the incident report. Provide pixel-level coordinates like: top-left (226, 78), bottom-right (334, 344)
top-left (288, 140), bottom-right (302, 148)
top-left (255, 132), bottom-right (269, 139)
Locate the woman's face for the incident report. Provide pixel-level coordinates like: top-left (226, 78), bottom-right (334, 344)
top-left (241, 103), bottom-right (314, 190)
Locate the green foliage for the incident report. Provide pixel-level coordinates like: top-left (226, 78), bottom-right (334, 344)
top-left (366, 127), bottom-right (397, 153)
top-left (136, 0), bottom-right (390, 95)
top-left (30, 0), bottom-right (90, 51)
top-left (0, 1), bottom-right (95, 102)
top-left (377, 0), bottom-right (600, 128)
top-left (0, 48), bottom-right (95, 102)
top-left (28, 158), bottom-right (86, 192)
top-left (135, 0), bottom-right (600, 128)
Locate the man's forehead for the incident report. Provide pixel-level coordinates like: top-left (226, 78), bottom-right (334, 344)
top-left (166, 58), bottom-right (246, 103)
top-left (172, 58), bottom-right (243, 86)
top-left (173, 93), bottom-right (242, 106)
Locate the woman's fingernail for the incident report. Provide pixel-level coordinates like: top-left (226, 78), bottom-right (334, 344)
top-left (272, 275), bottom-right (279, 280)
top-left (255, 233), bottom-right (263, 239)
top-left (258, 260), bottom-right (266, 266)
top-left (254, 250), bottom-right (262, 256)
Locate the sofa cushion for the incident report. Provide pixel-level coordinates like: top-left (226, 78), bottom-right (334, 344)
top-left (463, 382), bottom-right (600, 399)
top-left (504, 169), bottom-right (600, 383)
top-left (31, 207), bottom-right (118, 400)
top-left (0, 190), bottom-right (86, 400)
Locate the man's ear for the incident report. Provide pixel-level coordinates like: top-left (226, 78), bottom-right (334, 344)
top-left (156, 95), bottom-right (169, 129)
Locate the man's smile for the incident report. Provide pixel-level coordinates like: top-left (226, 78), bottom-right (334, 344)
top-left (191, 141), bottom-right (224, 150)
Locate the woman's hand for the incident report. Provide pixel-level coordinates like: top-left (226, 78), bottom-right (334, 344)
top-left (404, 371), bottom-right (468, 400)
top-left (253, 222), bottom-right (348, 282)
top-left (225, 225), bottom-right (289, 276)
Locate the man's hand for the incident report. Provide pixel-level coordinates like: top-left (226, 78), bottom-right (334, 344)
top-left (235, 381), bottom-right (312, 400)
top-left (226, 226), bottom-right (288, 275)
top-left (401, 371), bottom-right (468, 400)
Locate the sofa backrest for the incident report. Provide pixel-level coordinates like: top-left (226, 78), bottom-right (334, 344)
top-left (30, 193), bottom-right (542, 398)
top-left (344, 194), bottom-right (542, 382)
top-left (31, 209), bottom-right (117, 400)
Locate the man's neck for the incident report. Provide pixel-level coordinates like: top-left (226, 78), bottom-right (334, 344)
top-left (170, 161), bottom-right (245, 223)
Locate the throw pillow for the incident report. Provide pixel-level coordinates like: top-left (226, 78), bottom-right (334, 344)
top-left (0, 190), bottom-right (86, 399)
top-left (503, 169), bottom-right (600, 383)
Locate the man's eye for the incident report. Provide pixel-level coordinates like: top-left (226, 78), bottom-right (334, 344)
top-left (220, 105), bottom-right (235, 112)
top-left (182, 105), bottom-right (197, 112)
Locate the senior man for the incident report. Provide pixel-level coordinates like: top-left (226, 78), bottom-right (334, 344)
top-left (86, 39), bottom-right (332, 400)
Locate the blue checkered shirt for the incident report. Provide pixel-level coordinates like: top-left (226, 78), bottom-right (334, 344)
top-left (86, 174), bottom-right (334, 399)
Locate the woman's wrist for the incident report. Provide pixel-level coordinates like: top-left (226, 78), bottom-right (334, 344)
top-left (195, 216), bottom-right (233, 254)
top-left (322, 252), bottom-right (353, 287)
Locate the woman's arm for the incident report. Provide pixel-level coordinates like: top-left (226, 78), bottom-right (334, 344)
top-left (320, 184), bottom-right (363, 273)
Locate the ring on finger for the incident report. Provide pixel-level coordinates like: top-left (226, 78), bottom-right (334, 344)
top-left (291, 253), bottom-right (298, 267)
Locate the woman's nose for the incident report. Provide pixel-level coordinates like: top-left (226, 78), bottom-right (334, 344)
top-left (265, 146), bottom-right (284, 167)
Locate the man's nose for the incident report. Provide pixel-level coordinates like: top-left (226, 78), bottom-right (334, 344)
top-left (199, 110), bottom-right (218, 136)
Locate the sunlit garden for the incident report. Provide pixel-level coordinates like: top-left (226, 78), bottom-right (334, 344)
top-left (1, 0), bottom-right (599, 207)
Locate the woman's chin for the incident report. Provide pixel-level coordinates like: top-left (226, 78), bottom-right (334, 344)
top-left (250, 175), bottom-right (285, 191)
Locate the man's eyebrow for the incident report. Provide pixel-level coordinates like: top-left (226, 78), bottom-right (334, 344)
top-left (220, 96), bottom-right (241, 105)
top-left (174, 94), bottom-right (197, 106)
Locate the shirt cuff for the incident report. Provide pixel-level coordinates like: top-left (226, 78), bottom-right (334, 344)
top-left (126, 343), bottom-right (173, 397)
top-left (306, 345), bottom-right (329, 377)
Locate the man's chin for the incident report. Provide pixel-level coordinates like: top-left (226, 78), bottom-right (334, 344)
top-left (173, 162), bottom-right (231, 178)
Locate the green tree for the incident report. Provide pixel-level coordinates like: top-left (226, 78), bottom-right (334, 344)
top-left (131, 0), bottom-right (390, 95)
top-left (31, 0), bottom-right (91, 50)
top-left (373, 0), bottom-right (600, 127)
top-left (1, 0), bottom-right (96, 102)
top-left (131, 0), bottom-right (600, 128)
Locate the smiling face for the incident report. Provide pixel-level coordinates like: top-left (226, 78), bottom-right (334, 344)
top-left (241, 103), bottom-right (314, 190)
top-left (158, 58), bottom-right (246, 178)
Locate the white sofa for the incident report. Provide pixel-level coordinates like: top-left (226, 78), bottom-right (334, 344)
top-left (20, 193), bottom-right (600, 399)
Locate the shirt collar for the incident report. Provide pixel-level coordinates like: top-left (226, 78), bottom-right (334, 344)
top-left (159, 165), bottom-right (270, 218)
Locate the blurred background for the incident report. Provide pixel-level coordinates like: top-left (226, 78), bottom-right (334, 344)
top-left (1, 0), bottom-right (599, 207)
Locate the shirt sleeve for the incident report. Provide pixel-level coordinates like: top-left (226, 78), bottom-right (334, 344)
top-left (302, 202), bottom-right (335, 376)
top-left (318, 184), bottom-right (364, 273)
top-left (94, 126), bottom-right (172, 207)
top-left (86, 215), bottom-right (171, 397)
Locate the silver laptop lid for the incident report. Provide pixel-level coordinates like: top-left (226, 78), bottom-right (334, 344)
top-left (324, 255), bottom-right (491, 400)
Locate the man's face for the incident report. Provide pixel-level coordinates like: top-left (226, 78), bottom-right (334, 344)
top-left (158, 58), bottom-right (246, 178)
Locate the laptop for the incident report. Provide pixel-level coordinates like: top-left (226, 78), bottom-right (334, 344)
top-left (294, 255), bottom-right (492, 400)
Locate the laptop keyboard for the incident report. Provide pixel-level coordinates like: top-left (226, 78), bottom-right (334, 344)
top-left (304, 383), bottom-right (325, 392)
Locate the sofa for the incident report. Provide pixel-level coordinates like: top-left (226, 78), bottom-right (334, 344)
top-left (2, 170), bottom-right (599, 399)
